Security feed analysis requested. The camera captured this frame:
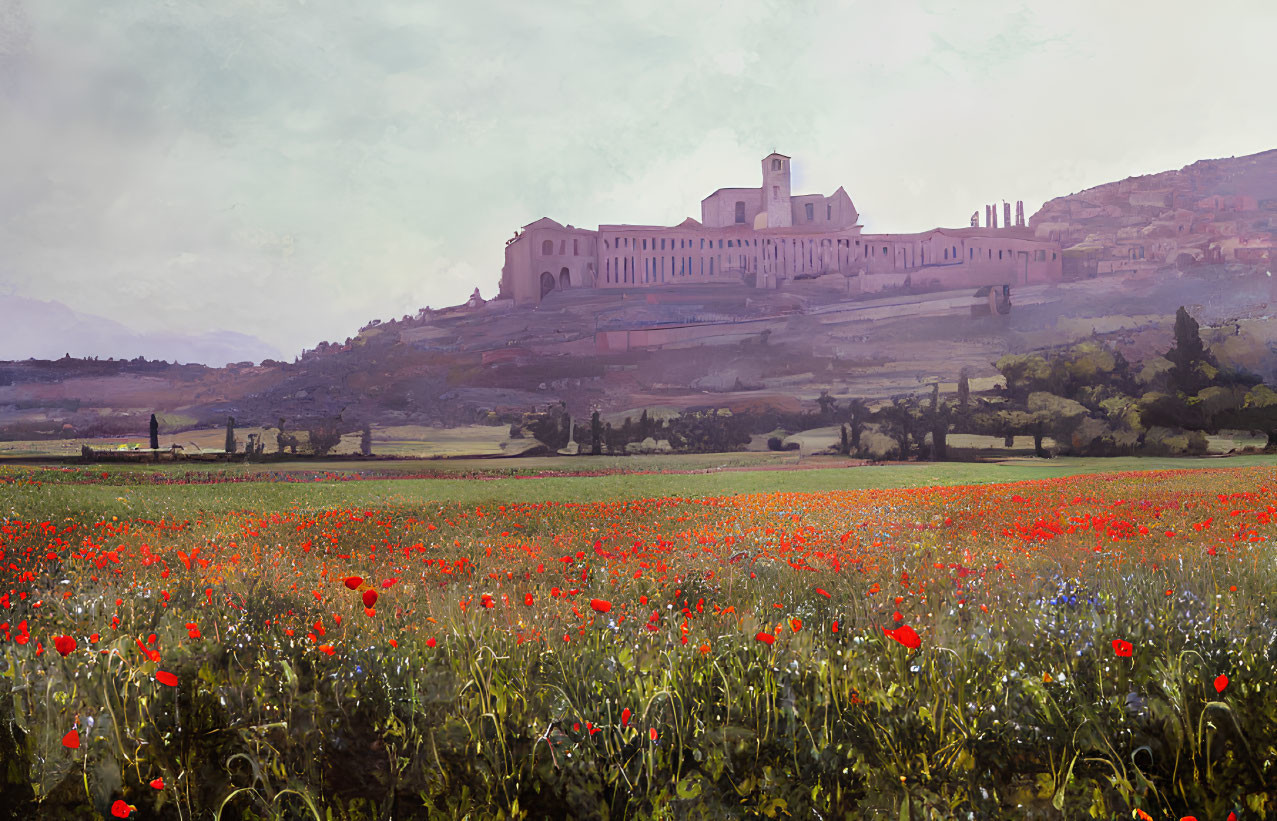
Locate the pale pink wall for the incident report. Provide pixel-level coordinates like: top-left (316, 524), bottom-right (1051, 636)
top-left (701, 188), bottom-right (763, 228)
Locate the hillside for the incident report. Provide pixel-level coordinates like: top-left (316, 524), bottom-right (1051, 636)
top-left (3, 149), bottom-right (1276, 443)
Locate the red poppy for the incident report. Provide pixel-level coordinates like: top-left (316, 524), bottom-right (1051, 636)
top-left (362, 589), bottom-right (378, 609)
top-left (111, 800), bottom-right (133, 818)
top-left (755, 631), bottom-right (775, 645)
top-left (621, 707), bottom-right (631, 727)
top-left (155, 670), bottom-right (178, 687)
top-left (53, 635), bottom-right (76, 657)
top-left (1214, 674), bottom-right (1229, 694)
top-left (649, 727), bottom-right (658, 741)
top-left (150, 778), bottom-right (164, 790)
top-left (62, 729), bottom-right (79, 749)
top-left (344, 576), bottom-right (363, 590)
top-left (884, 625), bottom-right (921, 649)
top-left (589, 598), bottom-right (612, 613)
top-left (1112, 639), bottom-right (1133, 658)
top-left (524, 593), bottom-right (534, 606)
top-left (815, 587), bottom-right (831, 598)
top-left (318, 644), bottom-right (335, 656)
top-left (426, 637), bottom-right (437, 648)
top-left (789, 617), bottom-right (802, 632)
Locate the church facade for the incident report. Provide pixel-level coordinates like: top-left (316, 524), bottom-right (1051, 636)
top-left (500, 153), bottom-right (1062, 305)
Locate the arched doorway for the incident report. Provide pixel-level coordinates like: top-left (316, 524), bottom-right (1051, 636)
top-left (559, 267), bottom-right (570, 289)
top-left (540, 271), bottom-right (555, 299)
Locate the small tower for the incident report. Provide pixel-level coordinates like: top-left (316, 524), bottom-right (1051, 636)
top-left (761, 153), bottom-right (792, 228)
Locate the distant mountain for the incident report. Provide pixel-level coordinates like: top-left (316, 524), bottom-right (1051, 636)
top-left (0, 295), bottom-right (284, 367)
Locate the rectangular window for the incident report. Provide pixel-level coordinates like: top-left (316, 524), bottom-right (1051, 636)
top-left (805, 203), bottom-right (814, 221)
top-left (573, 239), bottom-right (579, 256)
top-left (772, 185), bottom-right (779, 200)
top-left (642, 239), bottom-right (647, 250)
top-left (827, 204), bottom-right (832, 220)
top-left (718, 239), bottom-right (723, 249)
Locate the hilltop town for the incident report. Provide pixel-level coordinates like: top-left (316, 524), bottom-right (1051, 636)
top-left (0, 149), bottom-right (1274, 448)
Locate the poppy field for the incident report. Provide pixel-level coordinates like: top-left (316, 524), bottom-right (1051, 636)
top-left (2, 464), bottom-right (1277, 819)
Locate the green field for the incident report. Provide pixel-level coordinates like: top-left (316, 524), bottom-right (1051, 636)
top-left (8, 453), bottom-right (1277, 520)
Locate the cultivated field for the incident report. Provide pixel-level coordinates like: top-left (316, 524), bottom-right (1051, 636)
top-left (2, 459), bottom-right (1276, 818)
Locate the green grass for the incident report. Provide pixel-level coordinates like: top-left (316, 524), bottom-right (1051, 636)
top-left (8, 454), bottom-right (1277, 520)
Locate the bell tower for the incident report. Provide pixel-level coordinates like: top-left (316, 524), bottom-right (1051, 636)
top-left (761, 153), bottom-right (792, 228)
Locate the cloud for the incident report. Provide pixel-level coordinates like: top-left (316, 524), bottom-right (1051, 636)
top-left (1, 0), bottom-right (1275, 361)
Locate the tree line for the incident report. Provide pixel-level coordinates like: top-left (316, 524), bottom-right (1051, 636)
top-left (519, 307), bottom-right (1277, 460)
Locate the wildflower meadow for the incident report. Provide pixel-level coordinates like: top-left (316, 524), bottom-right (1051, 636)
top-left (2, 463), bottom-right (1276, 819)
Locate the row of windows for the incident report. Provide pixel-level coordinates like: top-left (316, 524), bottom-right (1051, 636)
top-left (540, 239), bottom-right (583, 256)
top-left (604, 236), bottom-right (765, 251)
top-left (605, 255), bottom-right (732, 284)
top-left (546, 233), bottom-right (1057, 267)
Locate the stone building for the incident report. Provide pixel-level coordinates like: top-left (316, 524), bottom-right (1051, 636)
top-left (501, 153), bottom-right (1063, 305)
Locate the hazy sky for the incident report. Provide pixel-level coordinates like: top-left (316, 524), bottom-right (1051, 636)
top-left (1, 0), bottom-right (1274, 364)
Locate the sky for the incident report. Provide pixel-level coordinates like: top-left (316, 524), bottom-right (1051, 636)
top-left (1, 0), bottom-right (1275, 365)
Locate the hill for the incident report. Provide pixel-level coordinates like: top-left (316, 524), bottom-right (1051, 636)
top-left (2, 149), bottom-right (1275, 444)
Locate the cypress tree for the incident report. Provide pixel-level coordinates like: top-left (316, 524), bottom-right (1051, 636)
top-left (149, 414), bottom-right (159, 450)
top-left (225, 416), bottom-right (236, 455)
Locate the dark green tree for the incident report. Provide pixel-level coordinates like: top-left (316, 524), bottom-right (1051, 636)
top-left (876, 397), bottom-right (919, 461)
top-left (224, 416), bottom-right (236, 455)
top-left (845, 399), bottom-right (869, 454)
top-left (149, 414), bottom-right (159, 450)
top-left (1166, 306), bottom-right (1218, 395)
top-left (590, 410), bottom-right (603, 455)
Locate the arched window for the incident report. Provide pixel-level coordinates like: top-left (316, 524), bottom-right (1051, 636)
top-left (540, 272), bottom-right (555, 299)
top-left (541, 240), bottom-right (554, 256)
top-left (559, 267), bottom-right (570, 289)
